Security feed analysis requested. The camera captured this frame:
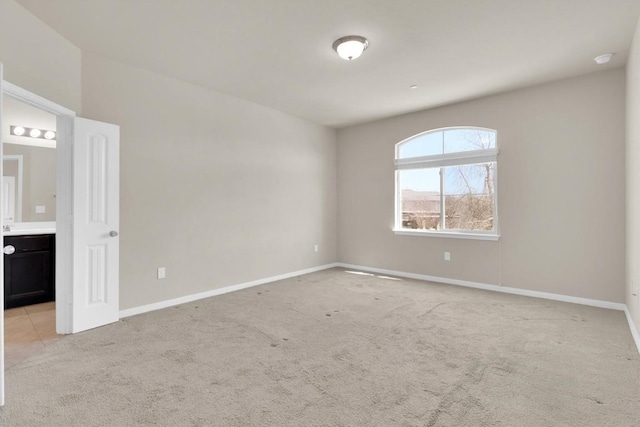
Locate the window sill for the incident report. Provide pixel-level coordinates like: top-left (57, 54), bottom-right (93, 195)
top-left (392, 229), bottom-right (500, 241)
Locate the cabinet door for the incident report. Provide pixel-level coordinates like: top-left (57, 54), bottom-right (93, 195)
top-left (4, 235), bottom-right (55, 309)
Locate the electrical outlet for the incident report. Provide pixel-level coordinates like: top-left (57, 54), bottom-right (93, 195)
top-left (157, 267), bottom-right (166, 279)
top-left (314, 244), bottom-right (319, 253)
top-left (35, 205), bottom-right (45, 214)
top-left (444, 251), bottom-right (451, 261)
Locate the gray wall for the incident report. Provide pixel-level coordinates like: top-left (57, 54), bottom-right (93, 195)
top-left (81, 53), bottom-right (338, 310)
top-left (0, 0), bottom-right (631, 313)
top-left (0, 0), bottom-right (338, 312)
top-left (3, 144), bottom-right (56, 222)
top-left (338, 69), bottom-right (626, 303)
top-left (0, 0), bottom-right (75, 224)
top-left (0, 0), bottom-right (81, 112)
top-left (626, 16), bottom-right (640, 335)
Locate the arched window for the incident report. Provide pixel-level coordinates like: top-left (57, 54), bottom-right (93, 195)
top-left (394, 127), bottom-right (499, 239)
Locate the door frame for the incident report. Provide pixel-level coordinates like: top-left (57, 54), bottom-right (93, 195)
top-left (2, 155), bottom-right (23, 223)
top-left (2, 81), bottom-right (76, 334)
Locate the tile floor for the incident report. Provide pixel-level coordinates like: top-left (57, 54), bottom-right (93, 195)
top-left (5, 302), bottom-right (60, 369)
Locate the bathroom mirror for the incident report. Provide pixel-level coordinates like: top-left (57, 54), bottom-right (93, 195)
top-left (2, 95), bottom-right (57, 224)
top-left (3, 146), bottom-right (56, 223)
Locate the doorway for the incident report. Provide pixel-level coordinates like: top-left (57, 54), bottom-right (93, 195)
top-left (2, 81), bottom-right (76, 336)
top-left (1, 79), bottom-right (120, 406)
top-left (2, 95), bottom-right (59, 367)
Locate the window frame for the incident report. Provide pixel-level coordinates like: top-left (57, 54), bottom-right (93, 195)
top-left (393, 126), bottom-right (500, 240)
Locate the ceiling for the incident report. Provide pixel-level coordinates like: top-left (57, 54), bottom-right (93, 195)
top-left (15, 0), bottom-right (640, 128)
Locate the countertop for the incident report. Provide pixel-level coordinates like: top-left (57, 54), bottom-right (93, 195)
top-left (3, 222), bottom-right (56, 236)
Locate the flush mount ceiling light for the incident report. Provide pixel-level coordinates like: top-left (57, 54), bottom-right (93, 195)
top-left (594, 53), bottom-right (613, 65)
top-left (10, 125), bottom-right (55, 140)
top-left (332, 35), bottom-right (369, 61)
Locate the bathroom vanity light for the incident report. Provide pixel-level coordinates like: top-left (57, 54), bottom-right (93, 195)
top-left (333, 35), bottom-right (369, 60)
top-left (10, 125), bottom-right (55, 140)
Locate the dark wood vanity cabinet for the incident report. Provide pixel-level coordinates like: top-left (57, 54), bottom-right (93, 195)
top-left (4, 234), bottom-right (55, 309)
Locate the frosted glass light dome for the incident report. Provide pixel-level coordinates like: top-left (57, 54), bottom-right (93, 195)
top-left (333, 36), bottom-right (369, 61)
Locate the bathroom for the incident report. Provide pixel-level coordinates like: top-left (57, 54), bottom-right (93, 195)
top-left (2, 95), bottom-right (59, 367)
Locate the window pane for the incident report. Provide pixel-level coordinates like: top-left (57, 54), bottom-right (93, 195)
top-left (398, 168), bottom-right (441, 230)
top-left (443, 163), bottom-right (495, 231)
top-left (398, 131), bottom-right (443, 159)
top-left (443, 128), bottom-right (496, 154)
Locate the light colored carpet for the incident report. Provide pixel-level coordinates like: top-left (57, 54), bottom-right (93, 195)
top-left (0, 267), bottom-right (638, 426)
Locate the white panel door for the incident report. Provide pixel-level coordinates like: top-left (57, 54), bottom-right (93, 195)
top-left (72, 117), bottom-right (119, 333)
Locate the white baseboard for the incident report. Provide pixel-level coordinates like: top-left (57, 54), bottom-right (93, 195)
top-left (119, 263), bottom-right (339, 319)
top-left (336, 263), bottom-right (627, 311)
top-left (119, 261), bottom-right (639, 355)
top-left (624, 306), bottom-right (640, 354)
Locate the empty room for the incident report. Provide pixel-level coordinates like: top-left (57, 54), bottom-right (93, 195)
top-left (0, 0), bottom-right (639, 425)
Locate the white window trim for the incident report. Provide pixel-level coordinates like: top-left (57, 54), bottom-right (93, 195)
top-left (392, 228), bottom-right (500, 241)
top-left (394, 127), bottom-right (499, 239)
top-left (395, 148), bottom-right (498, 169)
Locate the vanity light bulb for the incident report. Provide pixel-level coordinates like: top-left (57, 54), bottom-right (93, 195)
top-left (29, 128), bottom-right (41, 138)
top-left (44, 131), bottom-right (56, 140)
top-left (12, 126), bottom-right (25, 136)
